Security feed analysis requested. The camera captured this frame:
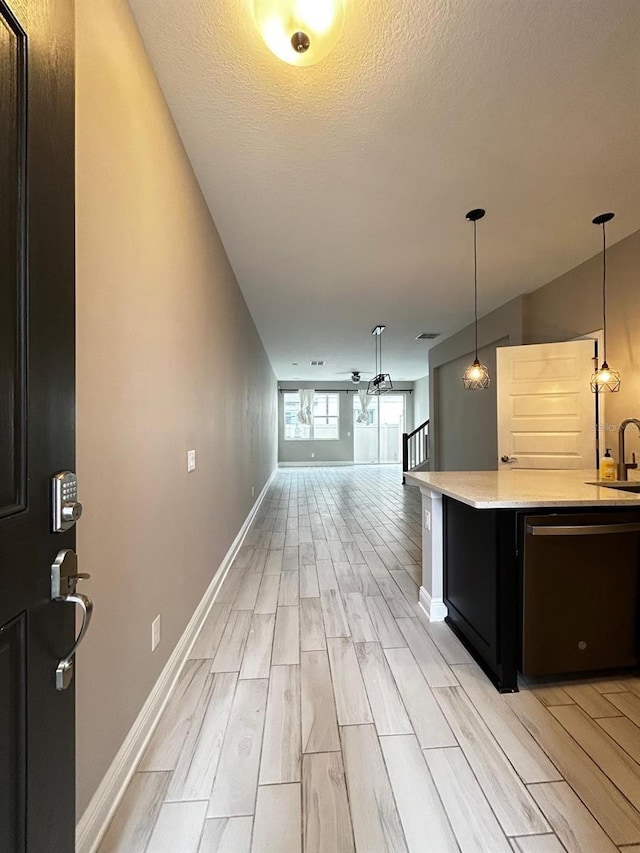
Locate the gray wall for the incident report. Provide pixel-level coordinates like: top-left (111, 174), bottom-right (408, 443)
top-left (429, 296), bottom-right (525, 470)
top-left (277, 381), bottom-right (415, 464)
top-left (75, 0), bottom-right (277, 816)
top-left (437, 338), bottom-right (508, 470)
top-left (428, 229), bottom-right (640, 472)
top-left (413, 376), bottom-right (430, 428)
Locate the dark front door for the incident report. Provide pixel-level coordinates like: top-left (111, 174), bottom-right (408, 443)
top-left (0, 1), bottom-right (76, 851)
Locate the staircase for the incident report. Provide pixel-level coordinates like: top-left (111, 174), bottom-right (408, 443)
top-left (402, 419), bottom-right (430, 483)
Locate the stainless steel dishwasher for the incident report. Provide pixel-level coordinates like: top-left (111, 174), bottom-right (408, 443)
top-left (522, 512), bottom-right (640, 676)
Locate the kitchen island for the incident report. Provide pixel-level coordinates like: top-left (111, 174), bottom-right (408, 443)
top-left (405, 469), bottom-right (640, 691)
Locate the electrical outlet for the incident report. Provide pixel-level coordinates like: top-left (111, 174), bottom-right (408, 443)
top-left (251, 485), bottom-right (255, 497)
top-left (187, 449), bottom-right (196, 472)
top-left (152, 615), bottom-right (161, 651)
top-left (311, 452), bottom-right (315, 459)
top-left (424, 509), bottom-right (431, 531)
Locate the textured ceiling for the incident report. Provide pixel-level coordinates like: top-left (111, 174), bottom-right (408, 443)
top-left (128, 0), bottom-right (640, 381)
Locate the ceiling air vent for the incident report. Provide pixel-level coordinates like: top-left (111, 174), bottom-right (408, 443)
top-left (310, 360), bottom-right (326, 366)
top-left (415, 332), bottom-right (441, 340)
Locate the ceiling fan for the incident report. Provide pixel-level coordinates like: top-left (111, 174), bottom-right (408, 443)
top-left (336, 369), bottom-right (373, 385)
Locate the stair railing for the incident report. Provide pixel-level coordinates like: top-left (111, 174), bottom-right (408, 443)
top-left (402, 419), bottom-right (430, 483)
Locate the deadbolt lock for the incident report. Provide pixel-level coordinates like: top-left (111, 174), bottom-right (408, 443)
top-left (52, 471), bottom-right (83, 533)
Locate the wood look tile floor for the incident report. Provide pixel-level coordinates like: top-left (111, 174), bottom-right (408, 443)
top-left (98, 466), bottom-right (640, 853)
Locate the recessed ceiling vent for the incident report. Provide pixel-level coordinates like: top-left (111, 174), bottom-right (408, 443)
top-left (415, 332), bottom-right (441, 340)
top-left (310, 360), bottom-right (325, 366)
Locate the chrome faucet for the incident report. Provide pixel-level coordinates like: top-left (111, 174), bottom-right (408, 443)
top-left (618, 419), bottom-right (640, 480)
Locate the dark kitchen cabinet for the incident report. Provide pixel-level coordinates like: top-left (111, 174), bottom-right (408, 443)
top-left (443, 497), bottom-right (519, 691)
top-left (443, 496), bottom-right (640, 692)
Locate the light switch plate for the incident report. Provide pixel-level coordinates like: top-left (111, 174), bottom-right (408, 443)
top-left (187, 450), bottom-right (196, 472)
top-left (424, 509), bottom-right (431, 531)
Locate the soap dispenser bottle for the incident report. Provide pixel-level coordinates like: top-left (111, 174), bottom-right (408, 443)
top-left (600, 448), bottom-right (617, 481)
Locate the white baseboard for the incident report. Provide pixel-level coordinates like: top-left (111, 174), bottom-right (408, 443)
top-left (278, 461), bottom-right (354, 467)
top-left (75, 468), bottom-right (277, 853)
top-left (419, 586), bottom-right (447, 622)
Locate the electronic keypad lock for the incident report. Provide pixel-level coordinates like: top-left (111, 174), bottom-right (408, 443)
top-left (52, 471), bottom-right (83, 533)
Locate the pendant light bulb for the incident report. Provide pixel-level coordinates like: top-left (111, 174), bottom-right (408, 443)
top-left (463, 357), bottom-right (491, 390)
top-left (254, 0), bottom-right (345, 66)
top-left (590, 361), bottom-right (620, 393)
top-left (463, 209), bottom-right (490, 391)
top-left (589, 212), bottom-right (620, 393)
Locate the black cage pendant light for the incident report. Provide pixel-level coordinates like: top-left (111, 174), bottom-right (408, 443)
top-left (367, 325), bottom-right (393, 395)
top-left (590, 212), bottom-right (620, 393)
top-left (462, 208), bottom-right (491, 390)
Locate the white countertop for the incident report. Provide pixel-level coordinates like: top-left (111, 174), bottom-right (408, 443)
top-left (404, 468), bottom-right (640, 509)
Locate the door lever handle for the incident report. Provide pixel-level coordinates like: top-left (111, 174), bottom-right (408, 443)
top-left (51, 549), bottom-right (94, 690)
top-left (55, 592), bottom-right (93, 690)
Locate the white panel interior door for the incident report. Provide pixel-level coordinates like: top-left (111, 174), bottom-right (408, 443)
top-left (497, 340), bottom-right (597, 470)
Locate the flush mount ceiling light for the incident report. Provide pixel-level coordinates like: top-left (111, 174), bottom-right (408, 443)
top-left (254, 0), bottom-right (345, 66)
top-left (590, 212), bottom-right (621, 393)
top-left (367, 325), bottom-right (393, 395)
top-left (462, 209), bottom-right (491, 391)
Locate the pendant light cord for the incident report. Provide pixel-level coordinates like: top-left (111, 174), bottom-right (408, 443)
top-left (473, 220), bottom-right (479, 360)
top-left (601, 221), bottom-right (607, 364)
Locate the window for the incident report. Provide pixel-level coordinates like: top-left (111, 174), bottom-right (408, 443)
top-left (353, 395), bottom-right (377, 427)
top-left (313, 393), bottom-right (340, 440)
top-left (353, 394), bottom-right (407, 464)
top-left (284, 393), bottom-right (309, 440)
top-left (283, 392), bottom-right (340, 440)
